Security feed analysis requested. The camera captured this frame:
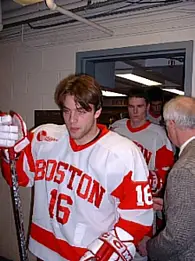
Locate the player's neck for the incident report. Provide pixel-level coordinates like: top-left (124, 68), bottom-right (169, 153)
top-left (130, 119), bottom-right (147, 128)
top-left (75, 125), bottom-right (100, 145)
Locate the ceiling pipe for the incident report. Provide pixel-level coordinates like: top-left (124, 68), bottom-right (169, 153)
top-left (0, 0), bottom-right (3, 31)
top-left (45, 0), bottom-right (113, 36)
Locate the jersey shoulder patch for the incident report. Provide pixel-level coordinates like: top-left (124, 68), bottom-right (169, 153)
top-left (32, 124), bottom-right (67, 143)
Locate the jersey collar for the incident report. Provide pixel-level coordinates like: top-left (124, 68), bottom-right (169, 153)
top-left (69, 124), bottom-right (109, 152)
top-left (126, 119), bottom-right (151, 133)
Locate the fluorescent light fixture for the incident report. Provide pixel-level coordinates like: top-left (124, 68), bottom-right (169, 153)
top-left (163, 89), bottom-right (184, 95)
top-left (102, 90), bottom-right (127, 97)
top-left (116, 73), bottom-right (162, 86)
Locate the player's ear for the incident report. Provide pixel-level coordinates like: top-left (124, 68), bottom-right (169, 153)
top-left (169, 120), bottom-right (176, 129)
top-left (94, 107), bottom-right (102, 119)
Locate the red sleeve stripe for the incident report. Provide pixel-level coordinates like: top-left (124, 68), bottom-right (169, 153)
top-left (24, 132), bottom-right (36, 172)
top-left (115, 218), bottom-right (152, 246)
top-left (155, 145), bottom-right (174, 169)
top-left (15, 131), bottom-right (36, 186)
top-left (118, 208), bottom-right (154, 227)
top-left (111, 171), bottom-right (153, 210)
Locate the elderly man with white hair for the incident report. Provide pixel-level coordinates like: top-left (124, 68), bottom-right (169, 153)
top-left (140, 96), bottom-right (195, 261)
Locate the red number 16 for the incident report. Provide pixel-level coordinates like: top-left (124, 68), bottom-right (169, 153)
top-left (49, 189), bottom-right (73, 224)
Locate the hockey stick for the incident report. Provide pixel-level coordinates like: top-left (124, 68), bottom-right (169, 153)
top-left (8, 148), bottom-right (29, 261)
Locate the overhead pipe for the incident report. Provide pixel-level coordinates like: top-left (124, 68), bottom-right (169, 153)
top-left (0, 0), bottom-right (3, 31)
top-left (3, 0), bottom-right (88, 26)
top-left (45, 0), bottom-right (113, 36)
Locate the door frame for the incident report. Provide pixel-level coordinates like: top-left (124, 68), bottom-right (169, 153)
top-left (76, 41), bottom-right (193, 96)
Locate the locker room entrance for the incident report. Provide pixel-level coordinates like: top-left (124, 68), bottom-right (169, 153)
top-left (76, 41), bottom-right (193, 126)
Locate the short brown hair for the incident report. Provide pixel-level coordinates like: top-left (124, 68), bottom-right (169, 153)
top-left (128, 86), bottom-right (149, 104)
top-left (54, 74), bottom-right (103, 112)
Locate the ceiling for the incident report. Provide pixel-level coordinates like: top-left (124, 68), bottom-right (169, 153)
top-left (0, 0), bottom-right (189, 96)
top-left (0, 0), bottom-right (185, 30)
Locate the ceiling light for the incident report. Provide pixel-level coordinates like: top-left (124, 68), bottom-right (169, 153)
top-left (102, 90), bottom-right (127, 97)
top-left (116, 73), bottom-right (162, 86)
top-left (163, 89), bottom-right (184, 95)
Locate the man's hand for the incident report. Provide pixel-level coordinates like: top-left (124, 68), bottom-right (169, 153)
top-left (153, 197), bottom-right (163, 211)
top-left (137, 236), bottom-right (150, 257)
top-left (0, 112), bottom-right (29, 155)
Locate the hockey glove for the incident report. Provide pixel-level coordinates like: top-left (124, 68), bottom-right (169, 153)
top-left (80, 229), bottom-right (136, 261)
top-left (148, 170), bottom-right (163, 196)
top-left (0, 111), bottom-right (29, 155)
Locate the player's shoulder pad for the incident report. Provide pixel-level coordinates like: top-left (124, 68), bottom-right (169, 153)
top-left (31, 123), bottom-right (67, 142)
top-left (101, 131), bottom-right (149, 181)
top-left (102, 130), bottom-right (143, 160)
top-left (110, 118), bottom-right (128, 130)
top-left (149, 122), bottom-right (167, 135)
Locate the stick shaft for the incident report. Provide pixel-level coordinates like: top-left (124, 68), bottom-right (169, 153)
top-left (9, 148), bottom-right (29, 261)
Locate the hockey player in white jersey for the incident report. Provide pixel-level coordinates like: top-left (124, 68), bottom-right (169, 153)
top-left (0, 75), bottom-right (153, 261)
top-left (111, 87), bottom-right (174, 197)
top-left (111, 87), bottom-right (174, 260)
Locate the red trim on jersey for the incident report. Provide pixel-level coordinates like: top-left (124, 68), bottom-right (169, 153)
top-left (25, 132), bottom-right (36, 172)
top-left (115, 218), bottom-right (152, 246)
top-left (154, 145), bottom-right (174, 188)
top-left (155, 145), bottom-right (174, 170)
top-left (70, 124), bottom-right (109, 152)
top-left (126, 120), bottom-right (151, 133)
top-left (111, 172), bottom-right (153, 244)
top-left (30, 223), bottom-right (87, 261)
top-left (111, 171), bottom-right (152, 210)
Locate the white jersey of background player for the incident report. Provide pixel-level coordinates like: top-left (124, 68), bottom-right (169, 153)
top-left (111, 87), bottom-right (174, 197)
top-left (0, 75), bottom-right (153, 261)
top-left (111, 87), bottom-right (174, 260)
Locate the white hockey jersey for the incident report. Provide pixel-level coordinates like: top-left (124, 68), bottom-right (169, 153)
top-left (2, 124), bottom-right (153, 261)
top-left (111, 119), bottom-right (174, 195)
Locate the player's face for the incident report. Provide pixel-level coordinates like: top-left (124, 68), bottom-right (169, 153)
top-left (128, 97), bottom-right (149, 127)
top-left (62, 94), bottom-right (101, 145)
top-left (151, 101), bottom-right (162, 115)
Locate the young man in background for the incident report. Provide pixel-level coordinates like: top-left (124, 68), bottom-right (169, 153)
top-left (111, 87), bottom-right (174, 197)
top-left (111, 87), bottom-right (174, 260)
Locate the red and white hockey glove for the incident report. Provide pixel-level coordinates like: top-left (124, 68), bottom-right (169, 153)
top-left (149, 170), bottom-right (163, 196)
top-left (0, 112), bottom-right (29, 156)
top-left (80, 228), bottom-right (136, 261)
